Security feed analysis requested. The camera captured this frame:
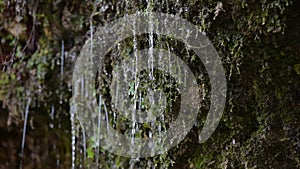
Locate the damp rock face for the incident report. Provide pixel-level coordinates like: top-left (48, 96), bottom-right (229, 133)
top-left (0, 0), bottom-right (299, 169)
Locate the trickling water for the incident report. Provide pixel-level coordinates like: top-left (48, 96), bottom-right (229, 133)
top-left (70, 106), bottom-right (76, 169)
top-left (81, 124), bottom-right (87, 162)
top-left (103, 100), bottom-right (110, 136)
top-left (131, 5), bottom-right (139, 160)
top-left (90, 16), bottom-right (94, 62)
top-left (147, 0), bottom-right (154, 80)
top-left (19, 97), bottom-right (31, 169)
top-left (50, 104), bottom-right (55, 120)
top-left (70, 1), bottom-right (206, 168)
top-left (60, 40), bottom-right (64, 105)
top-left (95, 95), bottom-right (102, 168)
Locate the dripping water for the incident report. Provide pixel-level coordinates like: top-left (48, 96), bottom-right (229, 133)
top-left (81, 123), bottom-right (87, 162)
top-left (19, 97), bottom-right (31, 169)
top-left (147, 0), bottom-right (154, 80)
top-left (70, 106), bottom-right (76, 169)
top-left (50, 104), bottom-right (55, 120)
top-left (60, 40), bottom-right (64, 105)
top-left (95, 95), bottom-right (102, 167)
top-left (56, 40), bottom-right (64, 167)
top-left (103, 100), bottom-right (110, 136)
top-left (131, 4), bottom-right (139, 159)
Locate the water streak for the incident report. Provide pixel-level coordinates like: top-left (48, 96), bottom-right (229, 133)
top-left (81, 124), bottom-right (87, 162)
top-left (70, 106), bottom-right (76, 169)
top-left (60, 40), bottom-right (64, 105)
top-left (147, 0), bottom-right (154, 80)
top-left (19, 97), bottom-right (31, 169)
top-left (95, 95), bottom-right (102, 167)
top-left (103, 100), bottom-right (110, 135)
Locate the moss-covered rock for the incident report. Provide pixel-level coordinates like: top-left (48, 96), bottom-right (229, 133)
top-left (0, 0), bottom-right (299, 168)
